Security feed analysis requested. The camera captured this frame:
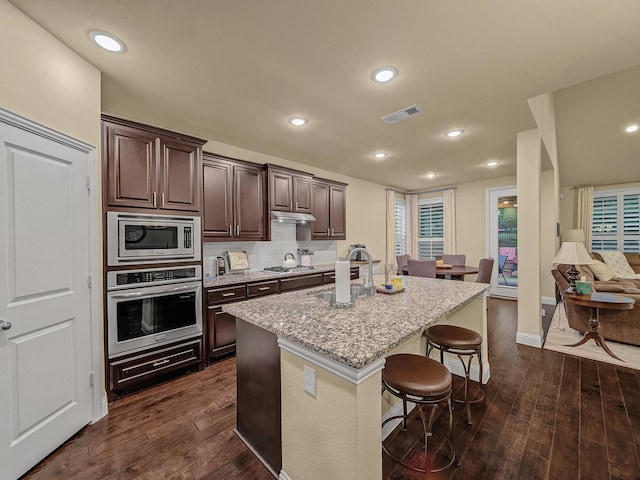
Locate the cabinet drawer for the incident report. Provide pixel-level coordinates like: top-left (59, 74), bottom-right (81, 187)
top-left (279, 273), bottom-right (324, 292)
top-left (207, 285), bottom-right (247, 304)
top-left (247, 280), bottom-right (279, 298)
top-left (110, 338), bottom-right (201, 390)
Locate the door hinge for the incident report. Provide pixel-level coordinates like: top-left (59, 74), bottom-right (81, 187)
top-left (89, 372), bottom-right (95, 386)
top-left (87, 275), bottom-right (92, 289)
top-left (86, 176), bottom-right (91, 193)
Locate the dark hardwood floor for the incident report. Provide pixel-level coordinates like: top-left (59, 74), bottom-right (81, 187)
top-left (22, 298), bottom-right (640, 480)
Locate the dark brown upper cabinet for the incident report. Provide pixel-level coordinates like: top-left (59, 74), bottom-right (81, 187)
top-left (311, 178), bottom-right (347, 240)
top-left (102, 115), bottom-right (205, 214)
top-left (266, 164), bottom-right (313, 214)
top-left (203, 153), bottom-right (267, 241)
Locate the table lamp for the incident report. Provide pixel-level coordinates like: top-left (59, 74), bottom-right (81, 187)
top-left (552, 229), bottom-right (595, 294)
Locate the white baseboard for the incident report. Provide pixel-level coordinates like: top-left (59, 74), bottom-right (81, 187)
top-left (279, 471), bottom-right (292, 480)
top-left (443, 357), bottom-right (490, 384)
top-left (382, 399), bottom-right (417, 440)
top-left (516, 331), bottom-right (543, 348)
top-left (541, 296), bottom-right (556, 306)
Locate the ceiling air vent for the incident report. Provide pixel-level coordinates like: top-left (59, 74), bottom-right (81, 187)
top-left (381, 104), bottom-right (422, 125)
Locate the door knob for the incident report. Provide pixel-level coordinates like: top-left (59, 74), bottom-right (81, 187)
top-left (0, 320), bottom-right (11, 331)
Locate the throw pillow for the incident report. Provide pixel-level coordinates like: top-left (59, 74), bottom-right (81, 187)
top-left (588, 259), bottom-right (616, 281)
top-left (598, 251), bottom-right (638, 279)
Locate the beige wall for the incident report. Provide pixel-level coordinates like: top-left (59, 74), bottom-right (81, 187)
top-left (0, 0), bottom-right (101, 147)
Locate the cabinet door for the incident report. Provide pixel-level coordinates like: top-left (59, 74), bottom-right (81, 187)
top-left (311, 181), bottom-right (330, 239)
top-left (269, 170), bottom-right (293, 212)
top-left (203, 159), bottom-right (234, 238)
top-left (293, 175), bottom-right (313, 213)
top-left (207, 306), bottom-right (237, 357)
top-left (235, 165), bottom-right (266, 240)
top-left (160, 139), bottom-right (202, 212)
top-left (105, 122), bottom-right (158, 209)
top-left (329, 184), bottom-right (347, 239)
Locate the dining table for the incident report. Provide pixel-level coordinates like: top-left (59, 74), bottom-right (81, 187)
top-left (402, 264), bottom-right (480, 279)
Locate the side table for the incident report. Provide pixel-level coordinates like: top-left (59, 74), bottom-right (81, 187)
top-left (563, 292), bottom-right (635, 361)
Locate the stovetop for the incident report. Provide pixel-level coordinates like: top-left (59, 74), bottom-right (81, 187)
top-left (263, 265), bottom-right (316, 273)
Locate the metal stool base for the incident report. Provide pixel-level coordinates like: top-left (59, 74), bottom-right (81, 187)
top-left (382, 384), bottom-right (457, 473)
top-left (427, 341), bottom-right (485, 425)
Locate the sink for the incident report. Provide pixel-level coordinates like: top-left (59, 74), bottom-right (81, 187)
top-left (313, 291), bottom-right (335, 300)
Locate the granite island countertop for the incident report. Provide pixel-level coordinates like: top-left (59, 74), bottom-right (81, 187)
top-left (222, 274), bottom-right (488, 369)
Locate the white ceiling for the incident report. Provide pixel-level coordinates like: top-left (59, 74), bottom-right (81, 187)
top-left (10, 0), bottom-right (640, 190)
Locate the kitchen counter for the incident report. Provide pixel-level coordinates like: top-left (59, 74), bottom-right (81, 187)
top-left (203, 263), bottom-right (338, 288)
top-left (223, 274), bottom-right (487, 369)
top-left (225, 274), bottom-right (489, 480)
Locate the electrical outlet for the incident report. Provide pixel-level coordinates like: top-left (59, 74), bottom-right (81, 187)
top-left (303, 365), bottom-right (316, 397)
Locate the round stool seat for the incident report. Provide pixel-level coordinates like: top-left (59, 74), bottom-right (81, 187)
top-left (383, 353), bottom-right (451, 398)
top-left (426, 324), bottom-right (482, 350)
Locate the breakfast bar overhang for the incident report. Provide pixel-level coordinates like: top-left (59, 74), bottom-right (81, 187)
top-left (223, 275), bottom-right (489, 480)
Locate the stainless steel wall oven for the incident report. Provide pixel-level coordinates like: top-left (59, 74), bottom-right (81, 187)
top-left (107, 265), bottom-right (202, 358)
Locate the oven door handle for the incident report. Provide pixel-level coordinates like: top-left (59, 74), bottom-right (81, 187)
top-left (109, 284), bottom-right (197, 299)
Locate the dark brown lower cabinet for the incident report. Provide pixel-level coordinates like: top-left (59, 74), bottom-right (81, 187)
top-left (109, 337), bottom-right (202, 397)
top-left (235, 318), bottom-right (281, 476)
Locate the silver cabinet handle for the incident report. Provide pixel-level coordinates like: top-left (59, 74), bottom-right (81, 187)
top-left (0, 321), bottom-right (11, 331)
top-left (236, 224), bottom-right (240, 236)
top-left (229, 225), bottom-right (233, 236)
top-left (221, 292), bottom-right (236, 297)
top-left (152, 359), bottom-right (170, 367)
top-left (152, 192), bottom-right (157, 207)
top-left (161, 192), bottom-right (165, 208)
top-left (295, 201), bottom-right (298, 211)
top-left (258, 286), bottom-right (271, 291)
top-left (327, 228), bottom-right (330, 236)
top-left (331, 228), bottom-right (335, 236)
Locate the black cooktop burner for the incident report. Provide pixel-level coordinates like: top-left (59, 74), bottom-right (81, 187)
top-left (263, 265), bottom-right (315, 273)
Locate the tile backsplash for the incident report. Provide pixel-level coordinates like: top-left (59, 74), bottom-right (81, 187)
top-left (203, 222), bottom-right (337, 276)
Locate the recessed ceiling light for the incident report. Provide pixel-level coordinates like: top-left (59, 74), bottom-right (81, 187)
top-left (625, 124), bottom-right (639, 133)
top-left (487, 161), bottom-right (499, 167)
top-left (89, 31), bottom-right (125, 53)
top-left (445, 129), bottom-right (464, 138)
top-left (373, 152), bottom-right (387, 159)
top-left (371, 66), bottom-right (398, 83)
top-left (426, 172), bottom-right (436, 179)
top-left (289, 117), bottom-right (307, 126)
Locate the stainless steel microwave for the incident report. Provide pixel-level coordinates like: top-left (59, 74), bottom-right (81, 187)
top-left (107, 212), bottom-right (201, 266)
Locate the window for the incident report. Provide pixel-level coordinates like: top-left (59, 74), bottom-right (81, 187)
top-left (418, 198), bottom-right (444, 259)
top-left (592, 188), bottom-right (640, 252)
top-left (394, 198), bottom-right (406, 255)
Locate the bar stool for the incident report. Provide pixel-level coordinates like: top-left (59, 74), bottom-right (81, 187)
top-left (382, 353), bottom-right (456, 473)
top-left (425, 325), bottom-right (485, 425)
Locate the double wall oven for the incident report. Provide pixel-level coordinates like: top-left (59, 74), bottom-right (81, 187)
top-left (106, 212), bottom-right (203, 361)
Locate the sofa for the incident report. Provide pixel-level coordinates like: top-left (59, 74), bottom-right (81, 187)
top-left (551, 252), bottom-right (640, 346)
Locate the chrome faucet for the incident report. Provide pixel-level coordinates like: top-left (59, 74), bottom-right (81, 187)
top-left (347, 247), bottom-right (375, 297)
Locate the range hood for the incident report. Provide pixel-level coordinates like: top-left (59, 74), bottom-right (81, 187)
top-left (271, 211), bottom-right (316, 224)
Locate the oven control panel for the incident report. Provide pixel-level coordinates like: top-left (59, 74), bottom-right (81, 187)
top-left (107, 265), bottom-right (202, 290)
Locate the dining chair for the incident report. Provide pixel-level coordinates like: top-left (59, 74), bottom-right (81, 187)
top-left (476, 257), bottom-right (494, 284)
top-left (396, 254), bottom-right (410, 275)
top-left (498, 254), bottom-right (509, 285)
top-left (407, 259), bottom-right (436, 278)
top-left (443, 254), bottom-right (466, 266)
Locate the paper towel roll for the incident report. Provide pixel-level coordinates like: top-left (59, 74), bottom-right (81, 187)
top-left (335, 260), bottom-right (351, 304)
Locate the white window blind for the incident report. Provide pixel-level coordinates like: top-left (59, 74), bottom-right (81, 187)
top-left (418, 198), bottom-right (444, 259)
top-left (591, 189), bottom-right (640, 252)
top-left (394, 198), bottom-right (406, 255)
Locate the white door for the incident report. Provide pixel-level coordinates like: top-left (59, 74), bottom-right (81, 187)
top-left (0, 111), bottom-right (93, 480)
top-left (487, 186), bottom-right (518, 298)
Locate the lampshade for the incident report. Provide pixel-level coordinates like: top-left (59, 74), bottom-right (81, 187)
top-left (552, 241), bottom-right (594, 265)
top-left (561, 229), bottom-right (585, 243)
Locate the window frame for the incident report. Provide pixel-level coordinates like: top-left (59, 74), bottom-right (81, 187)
top-left (591, 187), bottom-right (640, 253)
top-left (417, 197), bottom-right (444, 260)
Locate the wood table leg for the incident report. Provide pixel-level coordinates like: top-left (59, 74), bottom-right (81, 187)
top-left (565, 306), bottom-right (624, 362)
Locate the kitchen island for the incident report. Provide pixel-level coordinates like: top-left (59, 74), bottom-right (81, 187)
top-left (223, 274), bottom-right (489, 480)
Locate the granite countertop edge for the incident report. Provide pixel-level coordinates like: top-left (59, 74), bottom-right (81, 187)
top-left (223, 275), bottom-right (488, 369)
